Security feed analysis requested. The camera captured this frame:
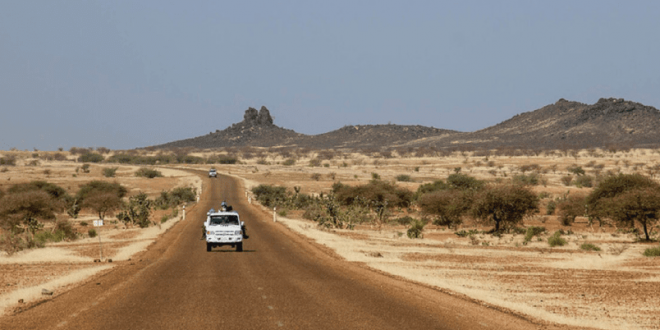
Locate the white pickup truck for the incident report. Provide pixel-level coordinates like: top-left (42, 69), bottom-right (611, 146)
top-left (208, 168), bottom-right (217, 178)
top-left (204, 208), bottom-right (244, 252)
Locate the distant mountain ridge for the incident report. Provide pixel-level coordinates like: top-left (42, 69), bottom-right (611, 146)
top-left (152, 98), bottom-right (660, 150)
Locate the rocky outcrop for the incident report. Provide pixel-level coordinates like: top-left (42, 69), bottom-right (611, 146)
top-left (243, 106), bottom-right (274, 126)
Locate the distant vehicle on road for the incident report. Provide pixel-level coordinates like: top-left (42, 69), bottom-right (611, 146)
top-left (208, 168), bottom-right (217, 178)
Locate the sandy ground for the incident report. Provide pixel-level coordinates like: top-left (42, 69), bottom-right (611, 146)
top-left (0, 161), bottom-right (201, 316)
top-left (2, 148), bottom-right (660, 328)
top-left (218, 148), bottom-right (660, 330)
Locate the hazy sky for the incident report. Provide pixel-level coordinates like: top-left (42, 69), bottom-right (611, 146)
top-left (1, 1), bottom-right (659, 151)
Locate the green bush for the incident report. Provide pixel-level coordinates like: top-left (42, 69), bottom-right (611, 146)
top-left (407, 219), bottom-right (425, 239)
top-left (574, 175), bottom-right (594, 188)
top-left (161, 215), bottom-right (170, 223)
top-left (580, 243), bottom-right (601, 251)
top-left (371, 172), bottom-right (381, 180)
top-left (80, 221), bottom-right (88, 226)
top-left (154, 187), bottom-right (197, 209)
top-left (524, 226), bottom-right (546, 242)
top-left (0, 156), bottom-right (17, 166)
top-left (546, 200), bottom-right (557, 215)
top-left (103, 167), bottom-right (118, 178)
top-left (512, 173), bottom-right (539, 186)
top-left (643, 246), bottom-right (660, 257)
top-left (282, 158), bottom-right (296, 166)
top-left (561, 175), bottom-right (573, 186)
top-left (135, 168), bottom-right (163, 178)
top-left (252, 185), bottom-right (288, 208)
top-left (548, 231), bottom-right (567, 247)
top-left (78, 153), bottom-right (104, 163)
top-left (455, 229), bottom-right (482, 237)
top-left (396, 174), bottom-right (413, 182)
top-left (88, 228), bottom-right (97, 238)
top-left (333, 180), bottom-right (413, 209)
top-left (567, 165), bottom-right (585, 176)
top-left (392, 216), bottom-right (415, 226)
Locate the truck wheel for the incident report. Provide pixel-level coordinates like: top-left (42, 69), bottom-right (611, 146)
top-left (206, 243), bottom-right (212, 252)
top-left (236, 242), bottom-right (243, 252)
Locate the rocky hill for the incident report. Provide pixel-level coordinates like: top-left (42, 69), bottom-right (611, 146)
top-left (153, 98), bottom-right (660, 150)
top-left (406, 98), bottom-right (660, 150)
top-left (156, 106), bottom-right (306, 149)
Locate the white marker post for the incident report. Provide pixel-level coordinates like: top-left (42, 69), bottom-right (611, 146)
top-left (183, 205), bottom-right (186, 220)
top-left (93, 220), bottom-right (103, 261)
top-left (248, 196), bottom-right (252, 204)
top-left (273, 207), bottom-right (277, 222)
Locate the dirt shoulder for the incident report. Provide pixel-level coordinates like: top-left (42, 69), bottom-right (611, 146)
top-left (0, 164), bottom-right (202, 316)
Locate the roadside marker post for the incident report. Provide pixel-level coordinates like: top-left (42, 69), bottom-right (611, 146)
top-left (93, 220), bottom-right (103, 262)
top-left (273, 207), bottom-right (277, 222)
top-left (183, 205), bottom-right (186, 220)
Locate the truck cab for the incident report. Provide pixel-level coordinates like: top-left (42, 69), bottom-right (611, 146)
top-left (205, 209), bottom-right (243, 252)
top-left (208, 168), bottom-right (217, 178)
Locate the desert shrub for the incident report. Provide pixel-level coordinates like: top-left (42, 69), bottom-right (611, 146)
top-left (0, 233), bottom-right (27, 255)
top-left (546, 200), bottom-right (557, 215)
top-left (282, 158), bottom-right (296, 166)
top-left (574, 175), bottom-right (594, 188)
top-left (88, 228), bottom-right (97, 238)
top-left (36, 220), bottom-right (79, 244)
top-left (567, 165), bottom-right (585, 176)
top-left (471, 184), bottom-right (539, 232)
top-left (103, 167), bottom-right (118, 178)
top-left (407, 219), bottom-right (425, 239)
top-left (580, 243), bottom-right (601, 251)
top-left (333, 180), bottom-right (413, 209)
top-left (420, 189), bottom-right (473, 229)
top-left (0, 156), bottom-right (16, 166)
top-left (161, 215), bottom-right (170, 223)
top-left (548, 231), bottom-right (567, 247)
top-left (586, 174), bottom-right (660, 237)
top-left (512, 173), bottom-right (539, 186)
top-left (392, 216), bottom-right (415, 226)
top-left (560, 175), bottom-right (573, 186)
top-left (96, 147), bottom-right (111, 154)
top-left (415, 180), bottom-right (448, 198)
top-left (308, 158), bottom-right (321, 167)
top-left (80, 221), bottom-right (88, 226)
top-left (0, 190), bottom-right (58, 237)
top-left (81, 164), bottom-right (90, 173)
top-left (52, 153), bottom-right (67, 161)
top-left (77, 181), bottom-right (127, 200)
top-left (446, 173), bottom-right (484, 190)
top-left (310, 173), bottom-right (322, 181)
top-left (557, 194), bottom-right (587, 226)
top-left (518, 164), bottom-right (540, 173)
top-left (371, 172), bottom-right (381, 180)
top-left (8, 181), bottom-right (69, 200)
top-left (206, 155), bottom-right (238, 164)
top-left (154, 187), bottom-right (197, 209)
top-left (82, 191), bottom-right (121, 220)
top-left (135, 168), bottom-right (163, 178)
top-left (455, 229), bottom-right (482, 237)
top-left (116, 192), bottom-right (152, 228)
top-left (396, 174), bottom-right (413, 182)
top-left (524, 226), bottom-right (546, 242)
top-left (78, 153), bottom-right (104, 163)
top-left (252, 185), bottom-right (288, 208)
top-left (643, 246), bottom-right (660, 257)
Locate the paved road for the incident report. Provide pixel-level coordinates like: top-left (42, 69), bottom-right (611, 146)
top-left (1, 172), bottom-right (558, 330)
